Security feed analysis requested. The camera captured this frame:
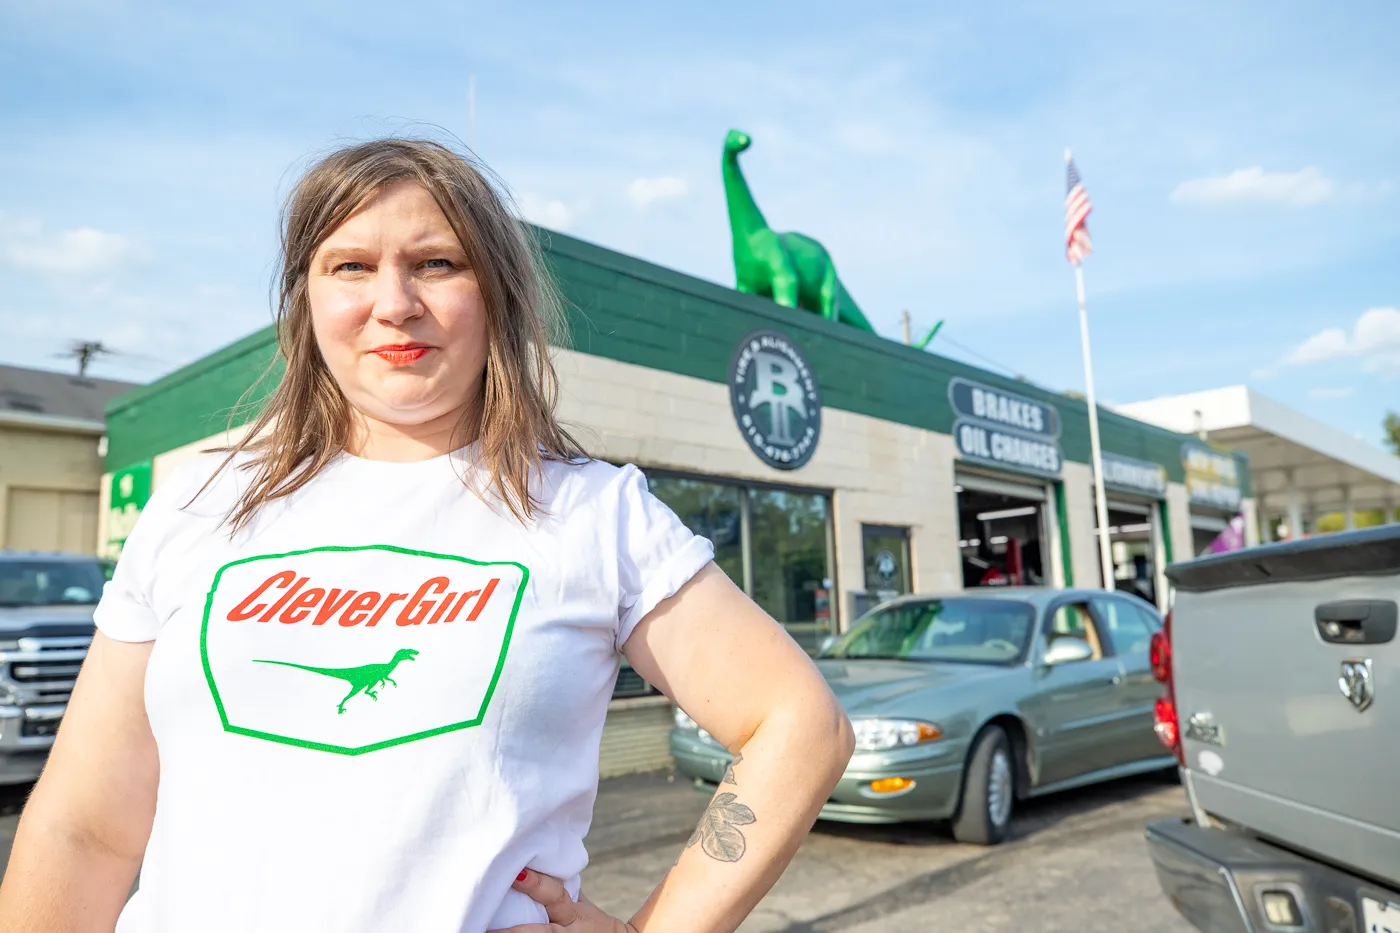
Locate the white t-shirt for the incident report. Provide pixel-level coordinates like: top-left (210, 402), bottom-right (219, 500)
top-left (94, 448), bottom-right (713, 933)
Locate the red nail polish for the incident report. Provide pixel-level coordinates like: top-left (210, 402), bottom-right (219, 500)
top-left (516, 870), bottom-right (528, 882)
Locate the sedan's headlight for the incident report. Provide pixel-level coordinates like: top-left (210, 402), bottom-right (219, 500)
top-left (851, 718), bottom-right (943, 752)
top-left (673, 708), bottom-right (699, 731)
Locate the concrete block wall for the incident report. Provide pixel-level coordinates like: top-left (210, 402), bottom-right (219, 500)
top-left (554, 349), bottom-right (962, 625)
top-left (1060, 461), bottom-right (1101, 589)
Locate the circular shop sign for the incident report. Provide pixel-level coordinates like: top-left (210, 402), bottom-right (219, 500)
top-left (729, 329), bottom-right (822, 470)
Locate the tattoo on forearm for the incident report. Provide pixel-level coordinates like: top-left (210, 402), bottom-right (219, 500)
top-left (722, 753), bottom-right (742, 785)
top-left (686, 792), bottom-right (756, 862)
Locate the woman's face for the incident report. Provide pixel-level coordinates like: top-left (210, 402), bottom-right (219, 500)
top-left (307, 180), bottom-right (487, 441)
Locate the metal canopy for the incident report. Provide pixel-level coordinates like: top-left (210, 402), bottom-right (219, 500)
top-left (1118, 386), bottom-right (1400, 523)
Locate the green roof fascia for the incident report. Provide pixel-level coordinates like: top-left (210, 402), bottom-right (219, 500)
top-left (105, 225), bottom-right (1250, 495)
top-left (105, 325), bottom-right (280, 471)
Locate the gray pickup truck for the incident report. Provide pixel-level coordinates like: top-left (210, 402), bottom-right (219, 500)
top-left (1146, 526), bottom-right (1400, 933)
top-left (0, 551), bottom-right (105, 785)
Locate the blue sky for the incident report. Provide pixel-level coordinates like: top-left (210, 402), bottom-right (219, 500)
top-left (5, 1), bottom-right (1400, 444)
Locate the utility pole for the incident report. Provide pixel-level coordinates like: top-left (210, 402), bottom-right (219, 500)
top-left (900, 309), bottom-right (911, 346)
top-left (67, 341), bottom-right (111, 377)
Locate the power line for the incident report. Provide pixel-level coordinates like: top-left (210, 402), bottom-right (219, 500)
top-left (933, 332), bottom-right (1027, 383)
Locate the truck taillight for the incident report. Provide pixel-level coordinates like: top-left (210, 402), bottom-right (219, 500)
top-left (1154, 696), bottom-right (1179, 749)
top-left (1152, 611), bottom-right (1183, 763)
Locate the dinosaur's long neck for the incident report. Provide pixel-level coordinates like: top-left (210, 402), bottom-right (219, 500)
top-left (722, 150), bottom-right (768, 239)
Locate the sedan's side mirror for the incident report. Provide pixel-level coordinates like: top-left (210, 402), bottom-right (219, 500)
top-left (1042, 636), bottom-right (1094, 666)
top-left (817, 634), bottom-right (839, 655)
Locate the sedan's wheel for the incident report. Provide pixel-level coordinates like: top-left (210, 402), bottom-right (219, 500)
top-left (951, 726), bottom-right (1015, 846)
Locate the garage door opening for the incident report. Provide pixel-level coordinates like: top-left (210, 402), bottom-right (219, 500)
top-left (956, 480), bottom-right (1047, 588)
top-left (1094, 499), bottom-right (1161, 607)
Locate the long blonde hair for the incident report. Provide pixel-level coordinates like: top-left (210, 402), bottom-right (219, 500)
top-left (211, 138), bottom-right (585, 530)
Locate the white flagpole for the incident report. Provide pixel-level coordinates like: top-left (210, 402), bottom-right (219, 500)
top-left (1074, 261), bottom-right (1116, 591)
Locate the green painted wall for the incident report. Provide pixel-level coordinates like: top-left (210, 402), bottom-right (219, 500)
top-left (105, 226), bottom-right (1250, 496)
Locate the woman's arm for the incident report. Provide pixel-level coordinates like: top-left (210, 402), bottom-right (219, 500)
top-left (620, 562), bottom-right (854, 932)
top-left (0, 632), bottom-right (160, 931)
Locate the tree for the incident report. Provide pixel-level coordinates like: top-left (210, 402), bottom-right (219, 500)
top-left (1385, 411), bottom-right (1400, 456)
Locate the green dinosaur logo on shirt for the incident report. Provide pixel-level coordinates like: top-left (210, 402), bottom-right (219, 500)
top-left (254, 648), bottom-right (419, 714)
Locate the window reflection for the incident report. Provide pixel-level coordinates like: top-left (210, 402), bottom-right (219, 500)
top-left (748, 488), bottom-right (831, 652)
top-left (646, 476), bottom-right (744, 586)
top-left (646, 473), bottom-right (833, 655)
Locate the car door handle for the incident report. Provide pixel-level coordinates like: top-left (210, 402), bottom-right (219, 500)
top-left (1315, 600), bottom-right (1398, 645)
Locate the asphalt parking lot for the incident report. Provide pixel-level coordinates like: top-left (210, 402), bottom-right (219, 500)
top-left (585, 770), bottom-right (1192, 932)
top-left (0, 770), bottom-right (1191, 931)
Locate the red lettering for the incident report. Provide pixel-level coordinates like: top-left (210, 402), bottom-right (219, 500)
top-left (279, 587), bottom-right (325, 624)
top-left (465, 578), bottom-right (500, 622)
top-left (427, 592), bottom-right (457, 625)
top-left (313, 589), bottom-right (357, 625)
top-left (227, 570), bottom-right (295, 622)
top-left (367, 593), bottom-right (408, 627)
top-left (441, 589), bottom-right (477, 624)
top-left (397, 577), bottom-right (450, 626)
top-left (340, 592), bottom-right (381, 626)
top-left (260, 576), bottom-right (308, 623)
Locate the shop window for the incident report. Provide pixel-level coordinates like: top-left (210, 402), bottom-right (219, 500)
top-left (956, 485), bottom-right (1046, 588)
top-left (645, 472), bottom-right (834, 659)
top-left (748, 488), bottom-right (832, 654)
top-left (646, 476), bottom-right (745, 586)
top-left (862, 524), bottom-right (911, 601)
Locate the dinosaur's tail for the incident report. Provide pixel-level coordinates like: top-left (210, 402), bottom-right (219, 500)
top-left (253, 659), bottom-right (332, 675)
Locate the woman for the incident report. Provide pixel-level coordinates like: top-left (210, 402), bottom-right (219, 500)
top-left (0, 139), bottom-right (854, 933)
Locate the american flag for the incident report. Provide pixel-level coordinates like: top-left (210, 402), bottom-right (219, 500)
top-left (1064, 155), bottom-right (1093, 264)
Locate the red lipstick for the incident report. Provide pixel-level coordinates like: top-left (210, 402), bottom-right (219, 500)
top-left (371, 344), bottom-right (431, 365)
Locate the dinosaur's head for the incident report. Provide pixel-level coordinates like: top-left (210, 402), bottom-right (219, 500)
top-left (393, 648), bottom-right (420, 664)
top-left (724, 129), bottom-right (752, 154)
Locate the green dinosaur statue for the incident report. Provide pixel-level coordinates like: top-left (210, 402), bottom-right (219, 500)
top-left (255, 648), bottom-right (419, 715)
top-left (722, 129), bottom-right (875, 332)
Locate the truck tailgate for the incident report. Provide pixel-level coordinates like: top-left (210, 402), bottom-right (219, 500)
top-left (1168, 528), bottom-right (1400, 882)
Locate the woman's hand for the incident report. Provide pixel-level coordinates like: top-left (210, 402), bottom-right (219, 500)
top-left (488, 869), bottom-right (638, 933)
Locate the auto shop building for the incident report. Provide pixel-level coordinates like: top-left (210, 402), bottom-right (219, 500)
top-left (97, 228), bottom-right (1252, 776)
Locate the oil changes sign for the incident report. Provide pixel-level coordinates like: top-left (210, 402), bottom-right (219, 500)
top-left (949, 377), bottom-right (1063, 478)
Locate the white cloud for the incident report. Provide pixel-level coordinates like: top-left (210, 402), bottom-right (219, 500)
top-left (1, 218), bottom-right (142, 277)
top-left (515, 192), bottom-right (574, 231)
top-left (1283, 308), bottom-right (1400, 374)
top-left (626, 176), bottom-right (689, 209)
top-left (1170, 166), bottom-right (1335, 208)
top-left (1307, 386), bottom-right (1356, 399)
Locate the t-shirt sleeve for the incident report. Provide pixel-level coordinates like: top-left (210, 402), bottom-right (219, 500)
top-left (93, 477), bottom-right (179, 643)
top-left (613, 464), bottom-right (715, 650)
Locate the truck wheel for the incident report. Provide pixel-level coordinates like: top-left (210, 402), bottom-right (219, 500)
top-left (952, 726), bottom-right (1015, 845)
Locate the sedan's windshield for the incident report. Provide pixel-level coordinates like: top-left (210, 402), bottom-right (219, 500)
top-left (0, 560), bottom-right (108, 608)
top-left (823, 599), bottom-right (1035, 665)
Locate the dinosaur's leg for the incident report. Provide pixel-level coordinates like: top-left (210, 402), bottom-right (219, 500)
top-left (818, 263), bottom-right (840, 321)
top-left (385, 675), bottom-right (398, 687)
top-left (338, 683), bottom-right (364, 714)
top-left (768, 248), bottom-right (800, 309)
